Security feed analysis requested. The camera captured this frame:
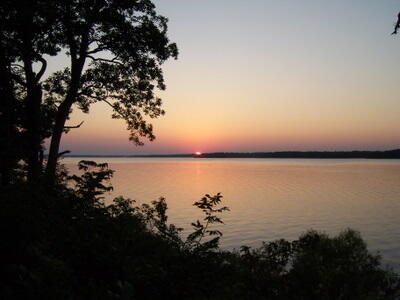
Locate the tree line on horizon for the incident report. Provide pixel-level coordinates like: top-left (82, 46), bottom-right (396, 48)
top-left (197, 149), bottom-right (400, 159)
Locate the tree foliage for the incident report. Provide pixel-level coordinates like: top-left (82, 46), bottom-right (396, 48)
top-left (185, 193), bottom-right (230, 252)
top-left (1, 160), bottom-right (399, 299)
top-left (0, 0), bottom-right (177, 184)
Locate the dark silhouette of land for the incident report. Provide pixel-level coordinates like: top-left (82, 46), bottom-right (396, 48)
top-left (65, 149), bottom-right (400, 159)
top-left (198, 149), bottom-right (400, 159)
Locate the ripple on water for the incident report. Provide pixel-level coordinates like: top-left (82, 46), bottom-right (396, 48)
top-left (64, 158), bottom-right (400, 270)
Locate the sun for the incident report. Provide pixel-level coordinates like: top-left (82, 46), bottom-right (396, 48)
top-left (195, 151), bottom-right (202, 156)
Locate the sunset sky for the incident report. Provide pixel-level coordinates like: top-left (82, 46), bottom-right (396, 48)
top-left (55, 0), bottom-right (400, 155)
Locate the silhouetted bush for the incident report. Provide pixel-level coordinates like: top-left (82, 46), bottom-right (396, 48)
top-left (1, 161), bottom-right (399, 299)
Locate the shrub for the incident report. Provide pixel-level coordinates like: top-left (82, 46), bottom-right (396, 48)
top-left (1, 160), bottom-right (399, 299)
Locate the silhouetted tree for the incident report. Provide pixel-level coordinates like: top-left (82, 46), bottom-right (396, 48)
top-left (45, 0), bottom-right (178, 178)
top-left (0, 37), bottom-right (19, 185)
top-left (0, 0), bottom-right (60, 182)
top-left (0, 0), bottom-right (177, 183)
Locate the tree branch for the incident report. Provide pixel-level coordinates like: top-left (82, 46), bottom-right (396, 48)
top-left (64, 120), bottom-right (84, 129)
top-left (11, 63), bottom-right (24, 70)
top-left (58, 150), bottom-right (71, 158)
top-left (87, 55), bottom-right (124, 65)
top-left (103, 99), bottom-right (128, 119)
top-left (103, 98), bottom-right (117, 109)
top-left (87, 45), bottom-right (107, 54)
top-left (35, 56), bottom-right (47, 82)
top-left (10, 73), bottom-right (27, 87)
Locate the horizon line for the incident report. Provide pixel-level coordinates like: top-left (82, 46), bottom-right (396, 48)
top-left (58, 148), bottom-right (400, 158)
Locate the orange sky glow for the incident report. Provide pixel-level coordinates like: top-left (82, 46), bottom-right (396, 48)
top-left (53, 1), bottom-right (400, 155)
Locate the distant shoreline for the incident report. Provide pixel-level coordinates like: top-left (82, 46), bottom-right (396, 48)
top-left (62, 149), bottom-right (400, 159)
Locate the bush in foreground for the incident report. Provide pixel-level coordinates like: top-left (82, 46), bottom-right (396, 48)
top-left (1, 161), bottom-right (399, 299)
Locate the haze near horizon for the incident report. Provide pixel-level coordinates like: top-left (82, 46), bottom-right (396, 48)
top-left (56, 0), bottom-right (400, 155)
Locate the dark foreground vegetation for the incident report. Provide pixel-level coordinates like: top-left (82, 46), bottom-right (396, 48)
top-left (1, 1), bottom-right (400, 298)
top-left (1, 161), bottom-right (399, 299)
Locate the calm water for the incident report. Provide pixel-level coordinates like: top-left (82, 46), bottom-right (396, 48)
top-left (64, 157), bottom-right (400, 269)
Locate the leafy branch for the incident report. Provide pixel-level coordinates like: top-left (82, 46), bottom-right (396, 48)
top-left (185, 193), bottom-right (230, 252)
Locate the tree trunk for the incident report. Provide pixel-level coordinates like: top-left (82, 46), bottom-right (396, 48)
top-left (0, 54), bottom-right (18, 186)
top-left (46, 98), bottom-right (74, 178)
top-left (46, 53), bottom-right (86, 178)
top-left (20, 5), bottom-right (45, 183)
top-left (46, 20), bottom-right (89, 180)
top-left (25, 84), bottom-right (43, 181)
top-left (46, 60), bottom-right (85, 178)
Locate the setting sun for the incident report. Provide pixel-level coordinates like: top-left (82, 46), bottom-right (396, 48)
top-left (195, 151), bottom-right (202, 156)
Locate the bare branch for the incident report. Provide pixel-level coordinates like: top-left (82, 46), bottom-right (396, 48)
top-left (103, 98), bottom-right (116, 109)
top-left (58, 150), bottom-right (71, 158)
top-left (35, 57), bottom-right (47, 82)
top-left (87, 55), bottom-right (124, 65)
top-left (64, 120), bottom-right (84, 129)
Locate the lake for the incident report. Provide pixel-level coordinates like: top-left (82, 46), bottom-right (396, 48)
top-left (63, 157), bottom-right (400, 270)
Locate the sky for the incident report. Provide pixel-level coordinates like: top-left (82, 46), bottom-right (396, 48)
top-left (55, 0), bottom-right (400, 155)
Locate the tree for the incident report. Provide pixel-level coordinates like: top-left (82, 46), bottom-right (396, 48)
top-left (0, 31), bottom-right (19, 185)
top-left (0, 0), bottom-right (177, 184)
top-left (0, 0), bottom-right (60, 183)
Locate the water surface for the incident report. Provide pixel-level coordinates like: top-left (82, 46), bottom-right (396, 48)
top-left (64, 157), bottom-right (400, 269)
